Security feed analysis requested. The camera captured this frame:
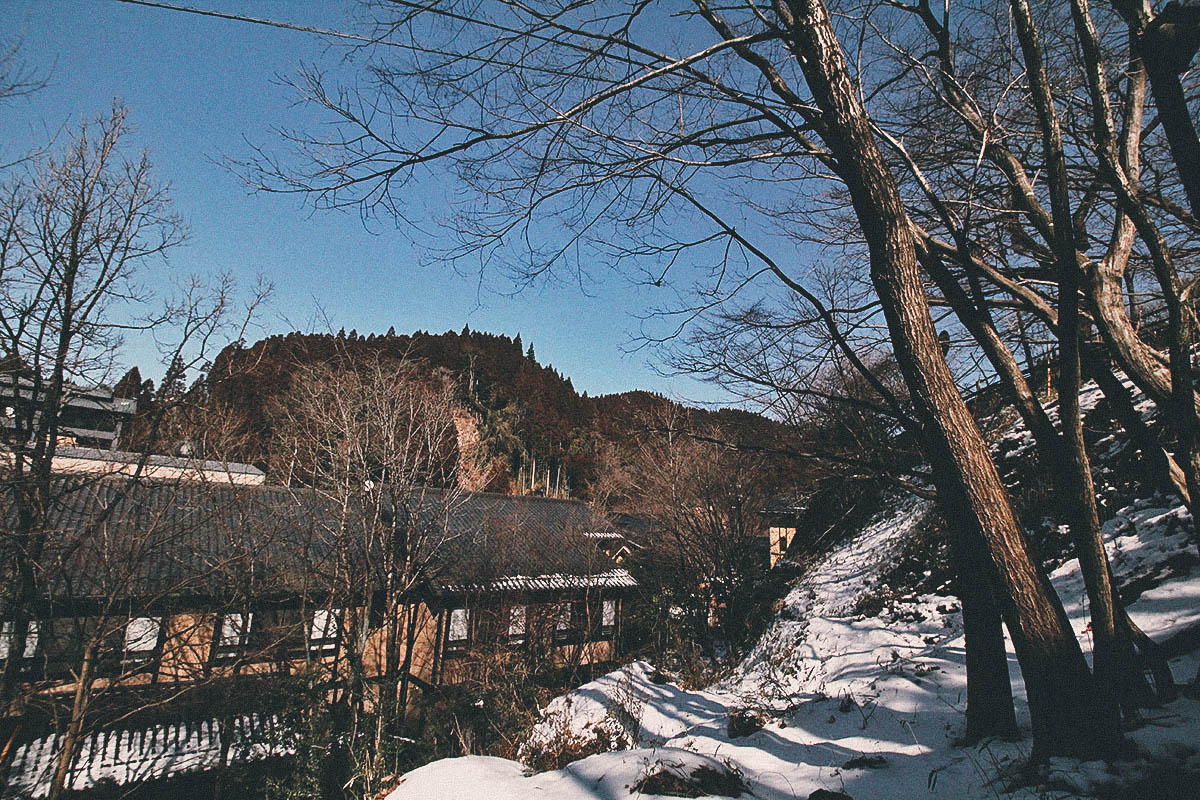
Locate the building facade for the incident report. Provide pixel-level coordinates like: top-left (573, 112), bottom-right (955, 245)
top-left (0, 478), bottom-right (635, 719)
top-left (0, 373), bottom-right (136, 451)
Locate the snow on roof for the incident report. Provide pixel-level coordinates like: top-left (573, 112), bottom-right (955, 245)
top-left (581, 531), bottom-right (625, 540)
top-left (54, 447), bottom-right (265, 476)
top-left (434, 568), bottom-right (637, 595)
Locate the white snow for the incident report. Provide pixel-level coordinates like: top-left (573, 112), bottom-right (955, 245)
top-left (6, 714), bottom-right (292, 797)
top-left (387, 384), bottom-right (1200, 800)
top-left (388, 749), bottom-right (749, 800)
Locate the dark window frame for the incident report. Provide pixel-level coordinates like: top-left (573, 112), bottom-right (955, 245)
top-left (552, 601), bottom-right (573, 643)
top-left (444, 607), bottom-right (471, 652)
top-left (307, 608), bottom-right (342, 656)
top-left (600, 598), bottom-right (618, 634)
top-left (120, 615), bottom-right (165, 674)
top-left (212, 612), bottom-right (253, 663)
top-left (0, 619), bottom-right (40, 670)
top-left (507, 604), bottom-right (527, 644)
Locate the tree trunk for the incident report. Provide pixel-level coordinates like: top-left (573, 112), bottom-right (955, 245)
top-left (1139, 3), bottom-right (1200, 217)
top-left (925, 245), bottom-right (1165, 712)
top-left (783, 0), bottom-right (1123, 759)
top-left (1011, 0), bottom-right (1130, 726)
top-left (1083, 350), bottom-right (1192, 507)
top-left (936, 487), bottom-right (1018, 741)
top-left (397, 604), bottom-right (420, 723)
top-left (957, 548), bottom-right (1018, 742)
top-left (47, 644), bottom-right (96, 800)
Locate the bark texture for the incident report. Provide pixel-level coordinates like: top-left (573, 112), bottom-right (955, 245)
top-left (781, 0), bottom-right (1124, 758)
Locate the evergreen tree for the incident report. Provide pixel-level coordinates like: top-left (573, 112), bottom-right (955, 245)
top-left (112, 366), bottom-right (143, 399)
top-left (162, 355), bottom-right (187, 399)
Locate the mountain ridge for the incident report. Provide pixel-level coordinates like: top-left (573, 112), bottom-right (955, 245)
top-left (151, 327), bottom-right (797, 500)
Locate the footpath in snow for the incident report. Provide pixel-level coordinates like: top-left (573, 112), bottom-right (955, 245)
top-left (389, 485), bottom-right (1200, 800)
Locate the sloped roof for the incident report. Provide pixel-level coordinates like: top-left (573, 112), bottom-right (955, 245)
top-left (2, 477), bottom-right (634, 604)
top-left (53, 447), bottom-right (265, 477)
top-left (0, 371), bottom-right (137, 414)
top-left (761, 493), bottom-right (812, 517)
top-left (431, 492), bottom-right (634, 591)
top-left (609, 512), bottom-right (657, 546)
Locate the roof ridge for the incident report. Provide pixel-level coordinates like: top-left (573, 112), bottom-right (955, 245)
top-left (70, 475), bottom-right (595, 510)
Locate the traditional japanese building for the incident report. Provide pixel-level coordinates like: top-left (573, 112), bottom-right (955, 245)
top-left (0, 477), bottom-right (635, 707)
top-left (0, 373), bottom-right (136, 451)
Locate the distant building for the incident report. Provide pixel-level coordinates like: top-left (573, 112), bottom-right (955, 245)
top-left (0, 373), bottom-right (136, 450)
top-left (762, 495), bottom-right (810, 568)
top-left (582, 530), bottom-right (637, 564)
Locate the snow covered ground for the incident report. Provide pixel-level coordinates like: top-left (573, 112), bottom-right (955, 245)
top-left (6, 713), bottom-right (291, 797)
top-left (388, 483), bottom-right (1200, 799)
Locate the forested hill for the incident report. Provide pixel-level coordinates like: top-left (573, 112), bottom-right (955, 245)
top-left (179, 328), bottom-right (792, 499)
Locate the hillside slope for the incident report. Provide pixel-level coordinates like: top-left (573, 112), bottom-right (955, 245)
top-left (186, 329), bottom-right (795, 498)
top-left (386, 382), bottom-right (1200, 800)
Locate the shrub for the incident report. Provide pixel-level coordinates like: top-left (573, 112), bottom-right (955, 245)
top-left (632, 762), bottom-right (747, 798)
top-left (727, 708), bottom-right (766, 738)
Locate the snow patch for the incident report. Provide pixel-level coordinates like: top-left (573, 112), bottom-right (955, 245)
top-left (388, 383), bottom-right (1200, 800)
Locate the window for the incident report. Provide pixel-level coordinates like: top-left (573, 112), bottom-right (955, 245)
top-left (308, 609), bottom-right (341, 655)
top-left (602, 599), bottom-right (617, 631)
top-left (252, 608), bottom-right (304, 654)
top-left (447, 608), bottom-right (469, 648)
top-left (214, 613), bottom-right (252, 661)
top-left (769, 526), bottom-right (798, 567)
top-left (553, 602), bottom-right (571, 639)
top-left (123, 617), bottom-right (162, 664)
top-left (508, 605), bottom-right (526, 641)
top-left (0, 620), bottom-right (39, 660)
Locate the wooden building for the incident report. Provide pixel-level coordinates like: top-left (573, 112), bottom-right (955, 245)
top-left (0, 374), bottom-right (136, 451)
top-left (0, 477), bottom-right (635, 716)
top-left (762, 495), bottom-right (809, 569)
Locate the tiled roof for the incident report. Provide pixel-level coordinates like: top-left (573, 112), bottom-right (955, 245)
top-left (610, 512), bottom-right (657, 546)
top-left (0, 372), bottom-right (137, 414)
top-left (2, 477), bottom-right (633, 603)
top-left (761, 493), bottom-right (812, 516)
top-left (433, 569), bottom-right (637, 595)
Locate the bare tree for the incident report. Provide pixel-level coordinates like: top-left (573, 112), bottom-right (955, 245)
top-left (0, 38), bottom-right (44, 104)
top-left (269, 354), bottom-right (463, 794)
top-left (0, 105), bottom-right (185, 720)
top-left (618, 405), bottom-right (774, 661)
top-left (847, 0), bottom-right (1187, 713)
top-left (0, 105), bottom-right (269, 798)
top-left (235, 0), bottom-right (1200, 758)
top-left (0, 37), bottom-right (48, 172)
top-left (1117, 1), bottom-right (1200, 217)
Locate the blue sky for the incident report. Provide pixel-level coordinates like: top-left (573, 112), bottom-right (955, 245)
top-left (1, 0), bottom-right (734, 403)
